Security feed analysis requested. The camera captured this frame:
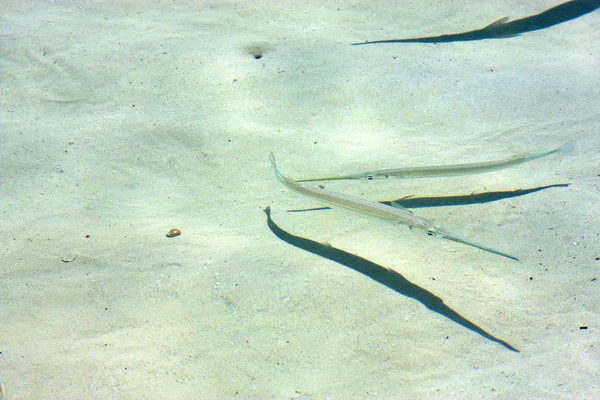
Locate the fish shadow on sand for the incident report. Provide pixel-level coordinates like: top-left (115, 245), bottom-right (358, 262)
top-left (264, 206), bottom-right (520, 352)
top-left (289, 183), bottom-right (569, 213)
top-left (389, 183), bottom-right (570, 208)
top-left (352, 0), bottom-right (600, 45)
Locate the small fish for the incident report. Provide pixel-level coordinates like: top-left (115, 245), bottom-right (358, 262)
top-left (269, 152), bottom-right (518, 261)
top-left (297, 141), bottom-right (574, 182)
top-left (352, 0), bottom-right (600, 45)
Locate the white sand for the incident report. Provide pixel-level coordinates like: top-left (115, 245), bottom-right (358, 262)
top-left (1, 0), bottom-right (599, 398)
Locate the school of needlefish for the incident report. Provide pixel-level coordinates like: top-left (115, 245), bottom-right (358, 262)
top-left (269, 141), bottom-right (574, 261)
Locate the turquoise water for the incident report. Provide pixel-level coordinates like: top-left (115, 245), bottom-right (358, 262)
top-left (1, 1), bottom-right (598, 398)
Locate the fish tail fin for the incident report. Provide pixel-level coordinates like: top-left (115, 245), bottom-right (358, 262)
top-left (269, 152), bottom-right (284, 179)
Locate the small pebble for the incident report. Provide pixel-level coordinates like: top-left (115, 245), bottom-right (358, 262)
top-left (166, 228), bottom-right (181, 238)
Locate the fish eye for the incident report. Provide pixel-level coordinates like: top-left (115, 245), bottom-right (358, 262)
top-left (367, 175), bottom-right (374, 180)
top-left (427, 230), bottom-right (436, 237)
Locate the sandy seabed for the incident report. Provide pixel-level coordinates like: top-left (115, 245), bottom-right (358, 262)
top-left (1, 0), bottom-right (599, 398)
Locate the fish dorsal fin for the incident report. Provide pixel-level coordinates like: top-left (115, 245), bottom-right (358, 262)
top-left (485, 17), bottom-right (509, 29)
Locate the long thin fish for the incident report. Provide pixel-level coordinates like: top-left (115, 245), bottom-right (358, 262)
top-left (297, 141), bottom-right (574, 182)
top-left (269, 152), bottom-right (518, 261)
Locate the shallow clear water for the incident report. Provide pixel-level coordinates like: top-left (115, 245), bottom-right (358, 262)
top-left (1, 1), bottom-right (598, 398)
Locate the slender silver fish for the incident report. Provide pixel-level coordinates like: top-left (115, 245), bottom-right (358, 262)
top-left (269, 152), bottom-right (518, 261)
top-left (297, 141), bottom-right (574, 182)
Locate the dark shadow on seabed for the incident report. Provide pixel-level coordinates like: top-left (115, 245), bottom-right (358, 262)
top-left (352, 0), bottom-right (600, 45)
top-left (388, 183), bottom-right (570, 208)
top-left (289, 183), bottom-right (569, 213)
top-left (263, 207), bottom-right (520, 352)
